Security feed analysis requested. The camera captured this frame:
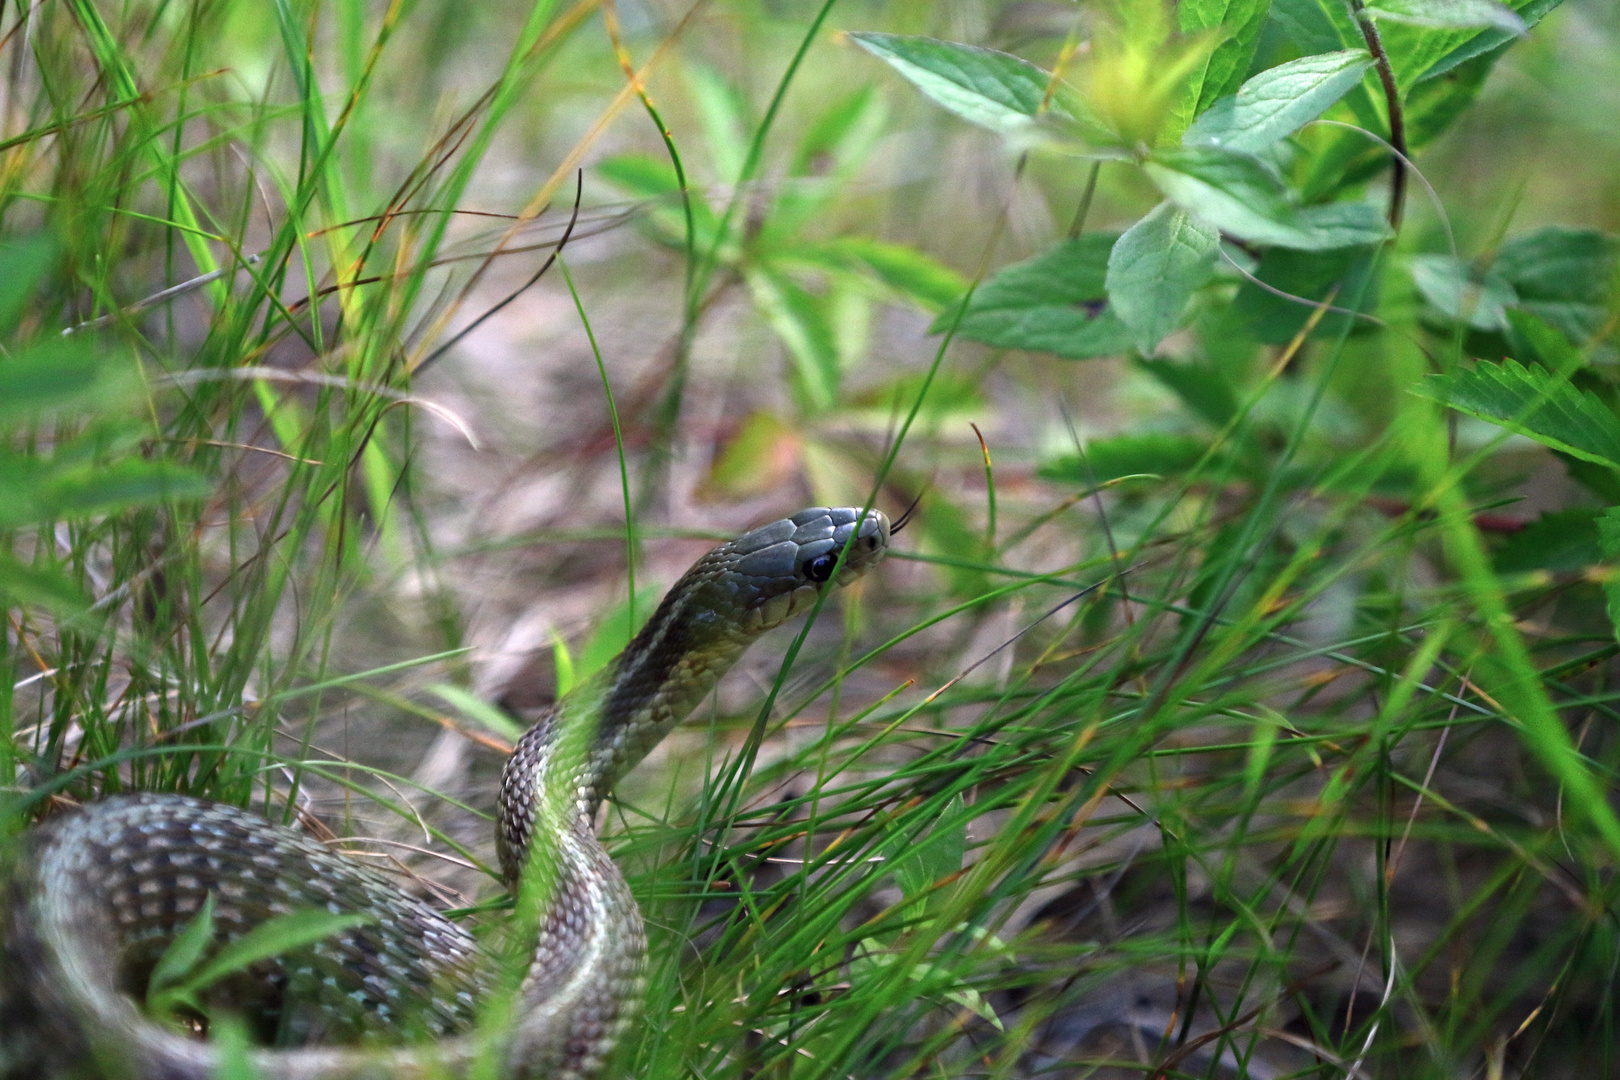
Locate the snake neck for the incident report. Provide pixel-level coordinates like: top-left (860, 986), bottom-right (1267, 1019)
top-left (496, 572), bottom-right (757, 887)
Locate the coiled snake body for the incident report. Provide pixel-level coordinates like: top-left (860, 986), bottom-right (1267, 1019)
top-left (1, 507), bottom-right (890, 1079)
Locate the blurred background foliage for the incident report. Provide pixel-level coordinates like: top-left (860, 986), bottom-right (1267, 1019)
top-left (4, 0), bottom-right (1620, 1077)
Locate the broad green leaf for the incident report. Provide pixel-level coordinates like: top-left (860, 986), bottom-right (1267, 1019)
top-left (931, 236), bottom-right (1133, 359)
top-left (745, 269), bottom-right (841, 412)
top-left (1137, 357), bottom-right (1239, 427)
top-left (1367, 0), bottom-right (1526, 34)
top-left (0, 234), bottom-right (56, 334)
top-left (1146, 147), bottom-right (1390, 250)
top-left (1038, 432), bottom-right (1215, 486)
top-left (1410, 253), bottom-right (1518, 331)
top-left (1599, 507), bottom-right (1620, 641)
top-left (1494, 227), bottom-right (1619, 345)
top-left (1184, 50), bottom-right (1373, 153)
top-left (1494, 508), bottom-right (1600, 574)
top-left (1105, 202), bottom-right (1218, 353)
top-left (1413, 0), bottom-right (1561, 82)
top-left (851, 938), bottom-right (1004, 1030)
top-left (1412, 359), bottom-right (1620, 469)
top-left (42, 459), bottom-right (213, 516)
top-left (1177, 0), bottom-right (1276, 118)
top-left (1232, 245), bottom-right (1382, 343)
top-left (0, 553), bottom-right (91, 614)
top-left (0, 338), bottom-right (124, 424)
top-left (848, 33), bottom-right (1091, 143)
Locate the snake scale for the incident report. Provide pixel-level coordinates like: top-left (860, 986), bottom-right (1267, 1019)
top-left (0, 506), bottom-right (891, 1079)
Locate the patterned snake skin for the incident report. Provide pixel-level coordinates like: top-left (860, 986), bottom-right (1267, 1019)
top-left (0, 507), bottom-right (890, 1079)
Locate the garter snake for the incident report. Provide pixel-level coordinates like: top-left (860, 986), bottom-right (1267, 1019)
top-left (0, 506), bottom-right (890, 1079)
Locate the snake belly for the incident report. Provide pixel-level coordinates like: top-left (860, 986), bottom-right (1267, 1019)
top-left (0, 506), bottom-right (890, 1080)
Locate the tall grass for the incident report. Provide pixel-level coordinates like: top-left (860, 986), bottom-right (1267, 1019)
top-left (4, 1), bottom-right (1620, 1079)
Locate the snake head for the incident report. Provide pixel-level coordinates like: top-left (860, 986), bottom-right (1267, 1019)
top-left (716, 506), bottom-right (891, 634)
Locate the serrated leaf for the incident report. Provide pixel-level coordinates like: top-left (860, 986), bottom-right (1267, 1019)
top-left (1146, 147), bottom-right (1391, 250)
top-left (931, 236), bottom-right (1132, 359)
top-left (849, 33), bottom-right (1095, 145)
top-left (1106, 202), bottom-right (1218, 353)
top-left (1038, 432), bottom-right (1215, 486)
top-left (1412, 359), bottom-right (1620, 469)
top-left (1410, 253), bottom-right (1518, 330)
top-left (1184, 50), bottom-right (1374, 153)
top-left (1368, 0), bottom-right (1527, 33)
top-left (42, 459), bottom-right (213, 516)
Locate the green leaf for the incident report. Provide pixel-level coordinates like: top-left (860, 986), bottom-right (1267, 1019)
top-left (1494, 509), bottom-right (1600, 574)
top-left (1038, 432), bottom-right (1215, 486)
top-left (0, 553), bottom-right (91, 615)
top-left (1504, 310), bottom-right (1581, 374)
top-left (1146, 147), bottom-right (1390, 250)
top-left (1410, 253), bottom-right (1518, 331)
top-left (1599, 507), bottom-right (1620, 642)
top-left (745, 269), bottom-right (841, 412)
top-left (1178, 0), bottom-right (1274, 117)
top-left (1183, 50), bottom-right (1373, 153)
top-left (578, 586), bottom-right (661, 686)
top-left (1137, 357), bottom-right (1239, 427)
top-left (1367, 0), bottom-right (1527, 34)
top-left (179, 909), bottom-right (373, 1002)
top-left (815, 238), bottom-right (969, 313)
top-left (686, 63), bottom-right (751, 183)
top-left (0, 234), bottom-right (56, 334)
top-left (931, 235), bottom-right (1133, 359)
top-left (1106, 202), bottom-right (1219, 353)
top-left (43, 459), bottom-right (214, 516)
top-left (1412, 0), bottom-right (1561, 83)
top-left (1232, 245), bottom-right (1382, 343)
top-left (429, 682), bottom-right (527, 742)
top-left (1412, 359), bottom-right (1620, 469)
top-left (148, 893), bottom-right (217, 996)
top-left (848, 33), bottom-right (1081, 140)
top-left (891, 794), bottom-right (965, 915)
top-left (0, 338), bottom-right (123, 424)
top-left (1494, 227), bottom-right (1619, 345)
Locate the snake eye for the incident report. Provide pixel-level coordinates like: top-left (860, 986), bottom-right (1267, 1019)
top-left (803, 554), bottom-right (838, 583)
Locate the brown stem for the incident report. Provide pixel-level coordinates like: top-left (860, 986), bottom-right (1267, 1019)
top-left (1348, 0), bottom-right (1408, 231)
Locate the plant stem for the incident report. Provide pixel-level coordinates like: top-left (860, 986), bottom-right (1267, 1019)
top-left (1348, 0), bottom-right (1408, 230)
